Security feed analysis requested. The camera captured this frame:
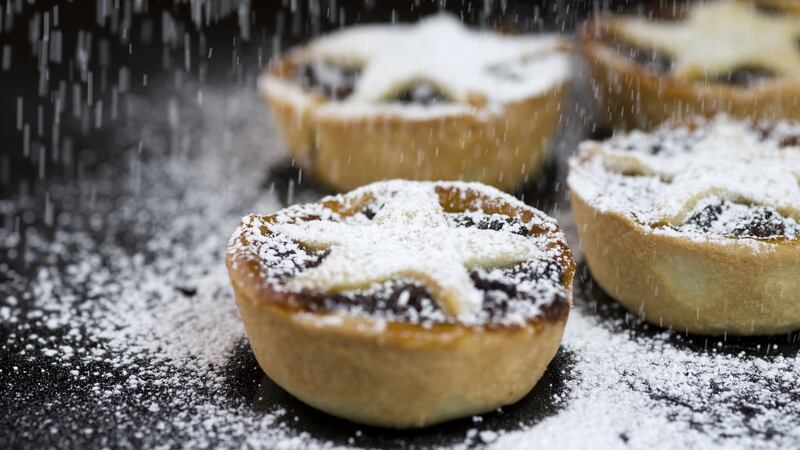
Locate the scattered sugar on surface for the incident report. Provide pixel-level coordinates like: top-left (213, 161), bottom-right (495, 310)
top-left (0, 85), bottom-right (345, 448)
top-left (490, 299), bottom-right (800, 449)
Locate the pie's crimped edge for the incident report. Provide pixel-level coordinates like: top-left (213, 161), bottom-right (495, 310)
top-left (259, 38), bottom-right (571, 192)
top-left (579, 1), bottom-right (800, 130)
top-left (568, 144), bottom-right (800, 336)
top-left (225, 180), bottom-right (574, 428)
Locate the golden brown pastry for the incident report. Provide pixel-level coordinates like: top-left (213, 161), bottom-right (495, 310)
top-left (569, 116), bottom-right (800, 335)
top-left (226, 180), bottom-right (574, 428)
top-left (260, 15), bottom-right (571, 191)
top-left (581, 0), bottom-right (800, 129)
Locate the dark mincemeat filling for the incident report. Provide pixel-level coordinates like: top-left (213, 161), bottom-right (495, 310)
top-left (488, 64), bottom-right (524, 82)
top-left (754, 3), bottom-right (788, 16)
top-left (451, 214), bottom-right (529, 236)
top-left (604, 36), bottom-right (776, 86)
top-left (706, 66), bottom-right (775, 86)
top-left (752, 123), bottom-right (800, 147)
top-left (682, 200), bottom-right (790, 238)
top-left (618, 121), bottom-right (800, 157)
top-left (612, 127), bottom-right (797, 239)
top-left (296, 258), bottom-right (565, 324)
top-left (263, 206), bottom-right (567, 324)
top-left (469, 259), bottom-right (565, 321)
top-left (606, 38), bottom-right (674, 73)
top-left (392, 82), bottom-right (450, 105)
top-left (296, 61), bottom-right (361, 100)
top-left (295, 60), bottom-right (452, 105)
top-left (618, 129), bottom-right (704, 156)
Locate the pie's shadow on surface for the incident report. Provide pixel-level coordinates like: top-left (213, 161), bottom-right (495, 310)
top-left (574, 263), bottom-right (800, 358)
top-left (222, 339), bottom-right (574, 448)
top-left (262, 160), bottom-right (333, 207)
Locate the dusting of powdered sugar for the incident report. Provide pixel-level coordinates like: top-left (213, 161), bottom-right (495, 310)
top-left (260, 13), bottom-right (570, 118)
top-left (679, 195), bottom-right (800, 239)
top-left (568, 115), bottom-right (800, 246)
top-left (228, 180), bottom-right (570, 326)
top-left (615, 1), bottom-right (800, 80)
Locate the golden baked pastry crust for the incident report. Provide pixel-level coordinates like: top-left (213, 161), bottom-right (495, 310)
top-left (568, 117), bottom-right (800, 335)
top-left (572, 193), bottom-right (800, 335)
top-left (226, 181), bottom-right (574, 428)
top-left (260, 17), bottom-right (570, 192)
top-left (232, 294), bottom-right (567, 428)
top-left (581, 0), bottom-right (800, 129)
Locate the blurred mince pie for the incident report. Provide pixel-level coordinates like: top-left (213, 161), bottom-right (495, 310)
top-left (569, 115), bottom-right (800, 335)
top-left (581, 0), bottom-right (800, 129)
top-left (260, 14), bottom-right (571, 191)
top-left (226, 180), bottom-right (574, 428)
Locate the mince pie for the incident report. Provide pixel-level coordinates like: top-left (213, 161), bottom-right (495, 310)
top-left (569, 116), bottom-right (800, 335)
top-left (226, 180), bottom-right (574, 428)
top-left (581, 0), bottom-right (800, 129)
top-left (260, 14), bottom-right (571, 191)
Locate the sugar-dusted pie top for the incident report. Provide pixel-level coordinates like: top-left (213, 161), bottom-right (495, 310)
top-left (611, 0), bottom-right (800, 82)
top-left (260, 14), bottom-right (570, 117)
top-left (227, 180), bottom-right (572, 326)
top-left (569, 116), bottom-right (800, 244)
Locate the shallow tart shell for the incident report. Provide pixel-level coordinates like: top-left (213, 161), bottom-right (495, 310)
top-left (226, 183), bottom-right (574, 428)
top-left (570, 191), bottom-right (800, 336)
top-left (229, 280), bottom-right (568, 428)
top-left (259, 48), bottom-right (569, 192)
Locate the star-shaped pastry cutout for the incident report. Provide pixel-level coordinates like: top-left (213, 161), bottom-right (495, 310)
top-left (616, 1), bottom-right (800, 79)
top-left (269, 187), bottom-right (546, 321)
top-left (306, 14), bottom-right (569, 105)
top-left (593, 117), bottom-right (800, 223)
